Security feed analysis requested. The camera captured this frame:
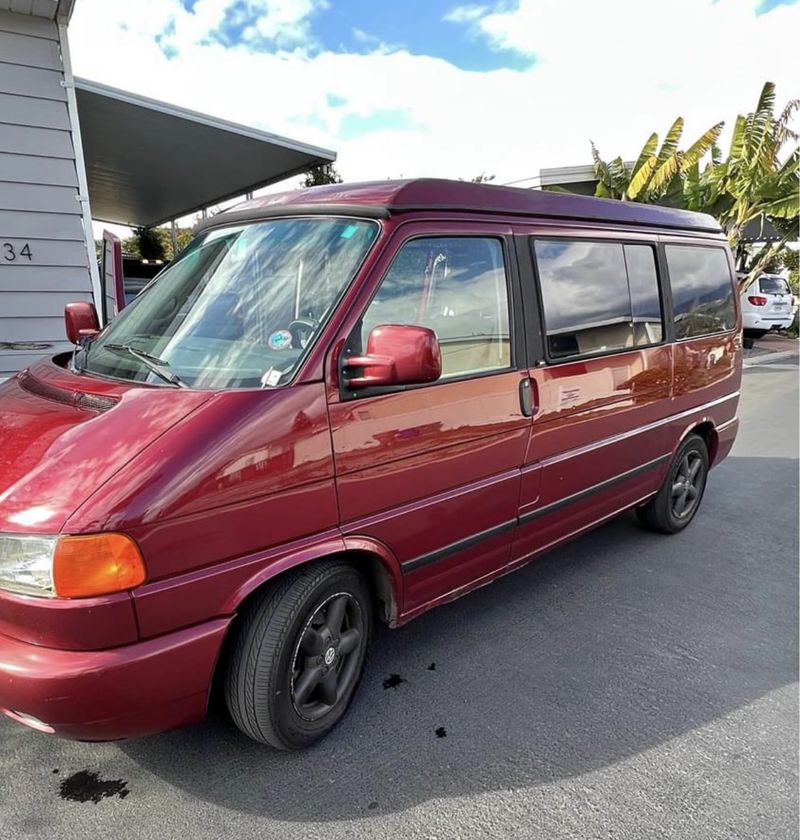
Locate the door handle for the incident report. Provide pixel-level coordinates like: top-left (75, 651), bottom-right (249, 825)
top-left (519, 377), bottom-right (536, 417)
top-left (518, 377), bottom-right (539, 417)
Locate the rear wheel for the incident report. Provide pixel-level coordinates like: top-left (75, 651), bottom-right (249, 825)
top-left (224, 560), bottom-right (371, 750)
top-left (636, 434), bottom-right (708, 534)
top-left (744, 329), bottom-right (767, 339)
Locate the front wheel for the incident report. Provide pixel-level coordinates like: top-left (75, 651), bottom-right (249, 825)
top-left (224, 560), bottom-right (372, 750)
top-left (636, 434), bottom-right (709, 534)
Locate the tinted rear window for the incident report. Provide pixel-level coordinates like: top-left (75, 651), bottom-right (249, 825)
top-left (665, 246), bottom-right (735, 339)
top-left (533, 239), bottom-right (663, 359)
top-left (759, 276), bottom-right (790, 295)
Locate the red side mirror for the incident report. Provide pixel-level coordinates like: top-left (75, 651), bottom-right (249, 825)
top-left (64, 301), bottom-right (100, 344)
top-left (344, 324), bottom-right (442, 389)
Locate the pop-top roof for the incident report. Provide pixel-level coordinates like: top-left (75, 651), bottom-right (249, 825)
top-left (196, 178), bottom-right (723, 234)
top-left (74, 78), bottom-right (336, 228)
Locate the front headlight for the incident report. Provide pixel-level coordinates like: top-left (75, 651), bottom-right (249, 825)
top-left (0, 532), bottom-right (147, 599)
top-left (0, 534), bottom-right (57, 597)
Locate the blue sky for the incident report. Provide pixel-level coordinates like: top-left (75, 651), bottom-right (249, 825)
top-left (178, 0), bottom-right (535, 71)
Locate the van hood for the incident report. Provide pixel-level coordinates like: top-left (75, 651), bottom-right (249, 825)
top-left (0, 359), bottom-right (211, 534)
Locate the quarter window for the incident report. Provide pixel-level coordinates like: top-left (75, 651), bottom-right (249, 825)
top-left (359, 237), bottom-right (511, 379)
top-left (532, 240), bottom-right (663, 359)
top-left (665, 246), bottom-right (735, 339)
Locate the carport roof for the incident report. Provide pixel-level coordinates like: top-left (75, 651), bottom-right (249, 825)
top-left (74, 78), bottom-right (336, 228)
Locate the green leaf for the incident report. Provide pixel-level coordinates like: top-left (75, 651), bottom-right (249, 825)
top-left (591, 141), bottom-right (614, 191)
top-left (626, 155), bottom-right (657, 199)
top-left (648, 153), bottom-right (683, 198)
top-left (632, 132), bottom-right (659, 179)
top-left (684, 161), bottom-right (702, 210)
top-left (727, 115), bottom-right (747, 166)
top-left (681, 122), bottom-right (725, 171)
top-left (656, 117), bottom-right (684, 167)
top-left (762, 193), bottom-right (800, 219)
top-left (608, 156), bottom-right (631, 194)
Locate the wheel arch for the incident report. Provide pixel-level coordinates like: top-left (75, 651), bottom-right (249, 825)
top-left (221, 535), bottom-right (403, 629)
top-left (678, 419), bottom-right (719, 465)
top-left (207, 537), bottom-right (403, 715)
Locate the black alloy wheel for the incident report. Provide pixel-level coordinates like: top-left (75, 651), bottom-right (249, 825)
top-left (225, 560), bottom-right (372, 750)
top-left (636, 433), bottom-right (709, 534)
top-left (670, 450), bottom-right (704, 520)
top-left (290, 592), bottom-right (365, 721)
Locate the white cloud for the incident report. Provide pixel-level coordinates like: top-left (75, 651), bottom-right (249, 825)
top-left (442, 5), bottom-right (490, 24)
top-left (70, 0), bottom-right (799, 200)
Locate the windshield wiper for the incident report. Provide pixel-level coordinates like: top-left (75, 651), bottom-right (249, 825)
top-left (104, 343), bottom-right (189, 388)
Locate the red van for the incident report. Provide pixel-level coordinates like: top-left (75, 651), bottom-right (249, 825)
top-left (0, 180), bottom-right (741, 749)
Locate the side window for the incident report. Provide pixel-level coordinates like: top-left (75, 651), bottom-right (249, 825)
top-left (532, 239), bottom-right (663, 360)
top-left (625, 244), bottom-right (663, 345)
top-left (665, 245), bottom-right (735, 339)
top-left (359, 237), bottom-right (511, 379)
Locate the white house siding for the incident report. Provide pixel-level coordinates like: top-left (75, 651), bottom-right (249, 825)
top-left (0, 8), bottom-right (92, 379)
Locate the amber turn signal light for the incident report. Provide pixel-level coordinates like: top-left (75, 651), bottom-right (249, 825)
top-left (53, 533), bottom-right (147, 598)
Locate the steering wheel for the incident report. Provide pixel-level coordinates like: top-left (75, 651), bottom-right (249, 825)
top-left (287, 318), bottom-right (318, 348)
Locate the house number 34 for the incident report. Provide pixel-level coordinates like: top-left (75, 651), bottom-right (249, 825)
top-left (2, 242), bottom-right (33, 262)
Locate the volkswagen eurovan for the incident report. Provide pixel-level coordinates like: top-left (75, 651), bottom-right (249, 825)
top-left (0, 180), bottom-right (741, 749)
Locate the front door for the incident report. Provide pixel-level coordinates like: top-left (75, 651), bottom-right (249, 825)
top-left (327, 223), bottom-right (531, 616)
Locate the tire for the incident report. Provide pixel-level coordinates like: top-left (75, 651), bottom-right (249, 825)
top-left (224, 560), bottom-right (372, 750)
top-left (744, 329), bottom-right (767, 339)
top-left (635, 434), bottom-right (709, 535)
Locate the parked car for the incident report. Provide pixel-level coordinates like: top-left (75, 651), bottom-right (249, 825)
top-left (0, 179), bottom-right (742, 750)
top-left (122, 255), bottom-right (165, 306)
top-left (740, 272), bottom-right (796, 337)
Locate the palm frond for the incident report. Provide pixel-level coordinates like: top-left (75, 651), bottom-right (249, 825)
top-left (591, 141), bottom-right (614, 191)
top-left (632, 132), bottom-right (659, 178)
top-left (608, 156), bottom-right (631, 195)
top-left (761, 193), bottom-right (800, 219)
top-left (656, 117), bottom-right (684, 167)
top-left (681, 122), bottom-right (725, 171)
top-left (727, 115), bottom-right (747, 167)
top-left (648, 153), bottom-right (683, 198)
top-left (626, 155), bottom-right (657, 199)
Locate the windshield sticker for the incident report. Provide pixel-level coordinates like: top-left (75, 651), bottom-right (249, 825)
top-left (261, 368), bottom-right (282, 387)
top-left (268, 330), bottom-right (293, 350)
top-left (340, 224), bottom-right (359, 239)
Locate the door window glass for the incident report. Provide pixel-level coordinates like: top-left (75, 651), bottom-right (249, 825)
top-left (625, 244), bottom-right (663, 344)
top-left (359, 237), bottom-right (511, 378)
top-left (533, 240), bottom-right (663, 359)
top-left (665, 245), bottom-right (735, 339)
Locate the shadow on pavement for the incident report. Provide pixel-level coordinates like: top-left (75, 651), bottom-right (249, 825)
top-left (118, 455), bottom-right (798, 822)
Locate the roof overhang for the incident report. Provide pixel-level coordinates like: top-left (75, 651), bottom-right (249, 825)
top-left (74, 78), bottom-right (336, 228)
top-left (0, 0), bottom-right (76, 22)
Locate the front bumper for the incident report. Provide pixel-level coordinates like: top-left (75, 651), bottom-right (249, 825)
top-left (0, 618), bottom-right (230, 741)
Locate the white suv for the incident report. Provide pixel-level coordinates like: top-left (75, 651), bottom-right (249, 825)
top-left (740, 274), bottom-right (797, 337)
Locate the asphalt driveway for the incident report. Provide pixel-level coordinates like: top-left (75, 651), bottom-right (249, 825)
top-left (1, 359), bottom-right (797, 840)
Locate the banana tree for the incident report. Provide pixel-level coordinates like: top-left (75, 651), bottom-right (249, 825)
top-left (717, 84), bottom-right (798, 255)
top-left (592, 117), bottom-right (724, 204)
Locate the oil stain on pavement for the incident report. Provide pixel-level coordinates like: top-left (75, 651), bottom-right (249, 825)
top-left (382, 673), bottom-right (405, 689)
top-left (58, 771), bottom-right (130, 804)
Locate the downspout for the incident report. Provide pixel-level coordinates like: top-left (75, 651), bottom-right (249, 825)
top-left (58, 22), bottom-right (104, 323)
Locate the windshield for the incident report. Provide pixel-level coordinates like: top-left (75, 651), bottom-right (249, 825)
top-left (79, 217), bottom-right (378, 389)
top-left (759, 276), bottom-right (790, 295)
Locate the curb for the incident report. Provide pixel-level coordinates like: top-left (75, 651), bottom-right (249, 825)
top-left (743, 348), bottom-right (799, 367)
